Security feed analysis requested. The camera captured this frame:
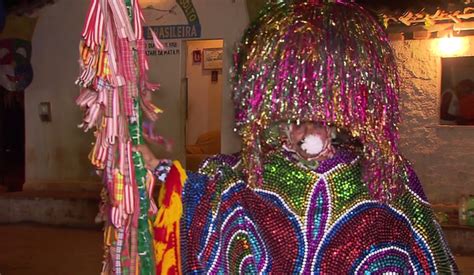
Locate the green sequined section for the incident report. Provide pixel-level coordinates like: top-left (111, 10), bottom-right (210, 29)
top-left (263, 154), bottom-right (318, 218)
top-left (392, 166), bottom-right (436, 242)
top-left (199, 158), bottom-right (243, 214)
top-left (326, 162), bottom-right (368, 223)
top-left (200, 160), bottom-right (226, 176)
top-left (394, 193), bottom-right (433, 233)
top-left (392, 191), bottom-right (454, 271)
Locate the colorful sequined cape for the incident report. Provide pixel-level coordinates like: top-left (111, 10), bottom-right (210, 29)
top-left (182, 150), bottom-right (457, 274)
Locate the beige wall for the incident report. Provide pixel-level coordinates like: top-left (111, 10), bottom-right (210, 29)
top-left (392, 37), bottom-right (474, 204)
top-left (185, 40), bottom-right (223, 145)
top-left (24, 0), bottom-right (247, 191)
top-left (25, 0), bottom-right (98, 191)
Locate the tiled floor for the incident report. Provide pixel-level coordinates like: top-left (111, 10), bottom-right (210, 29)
top-left (0, 224), bottom-right (472, 274)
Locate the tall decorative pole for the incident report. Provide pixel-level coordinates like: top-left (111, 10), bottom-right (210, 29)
top-left (75, 0), bottom-right (171, 273)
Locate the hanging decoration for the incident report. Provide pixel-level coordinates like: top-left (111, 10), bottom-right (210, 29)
top-left (75, 0), bottom-right (175, 274)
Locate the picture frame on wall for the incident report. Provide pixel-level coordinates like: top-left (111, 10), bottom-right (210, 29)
top-left (202, 48), bottom-right (223, 70)
top-left (440, 56), bottom-right (474, 126)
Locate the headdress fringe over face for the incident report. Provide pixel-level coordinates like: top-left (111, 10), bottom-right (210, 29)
top-left (232, 0), bottom-right (403, 200)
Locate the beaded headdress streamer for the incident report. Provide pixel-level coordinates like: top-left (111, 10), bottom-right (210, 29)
top-left (232, 0), bottom-right (403, 200)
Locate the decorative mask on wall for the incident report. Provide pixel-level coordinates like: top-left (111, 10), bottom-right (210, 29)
top-left (0, 15), bottom-right (37, 92)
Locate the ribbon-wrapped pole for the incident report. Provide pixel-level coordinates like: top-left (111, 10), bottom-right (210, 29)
top-left (76, 0), bottom-right (165, 274)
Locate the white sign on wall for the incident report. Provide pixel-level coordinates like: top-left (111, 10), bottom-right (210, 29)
top-left (145, 40), bottom-right (180, 56)
top-left (140, 0), bottom-right (202, 56)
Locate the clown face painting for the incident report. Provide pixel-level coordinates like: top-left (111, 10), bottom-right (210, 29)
top-left (0, 38), bottom-right (33, 92)
top-left (0, 15), bottom-right (36, 92)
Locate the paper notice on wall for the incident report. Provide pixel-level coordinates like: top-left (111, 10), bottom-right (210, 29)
top-left (146, 40), bottom-right (180, 56)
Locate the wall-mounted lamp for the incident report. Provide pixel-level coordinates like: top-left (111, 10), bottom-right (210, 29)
top-left (39, 102), bottom-right (51, 122)
top-left (434, 36), bottom-right (468, 57)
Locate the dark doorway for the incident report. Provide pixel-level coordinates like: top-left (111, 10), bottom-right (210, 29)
top-left (0, 88), bottom-right (25, 191)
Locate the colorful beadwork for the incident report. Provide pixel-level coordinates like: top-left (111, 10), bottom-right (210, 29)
top-left (182, 150), bottom-right (458, 273)
top-left (180, 0), bottom-right (457, 273)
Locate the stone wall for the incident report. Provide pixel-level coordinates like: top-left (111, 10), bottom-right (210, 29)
top-left (392, 37), bottom-right (474, 204)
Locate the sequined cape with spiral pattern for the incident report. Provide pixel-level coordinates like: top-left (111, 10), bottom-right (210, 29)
top-left (181, 150), bottom-right (458, 274)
